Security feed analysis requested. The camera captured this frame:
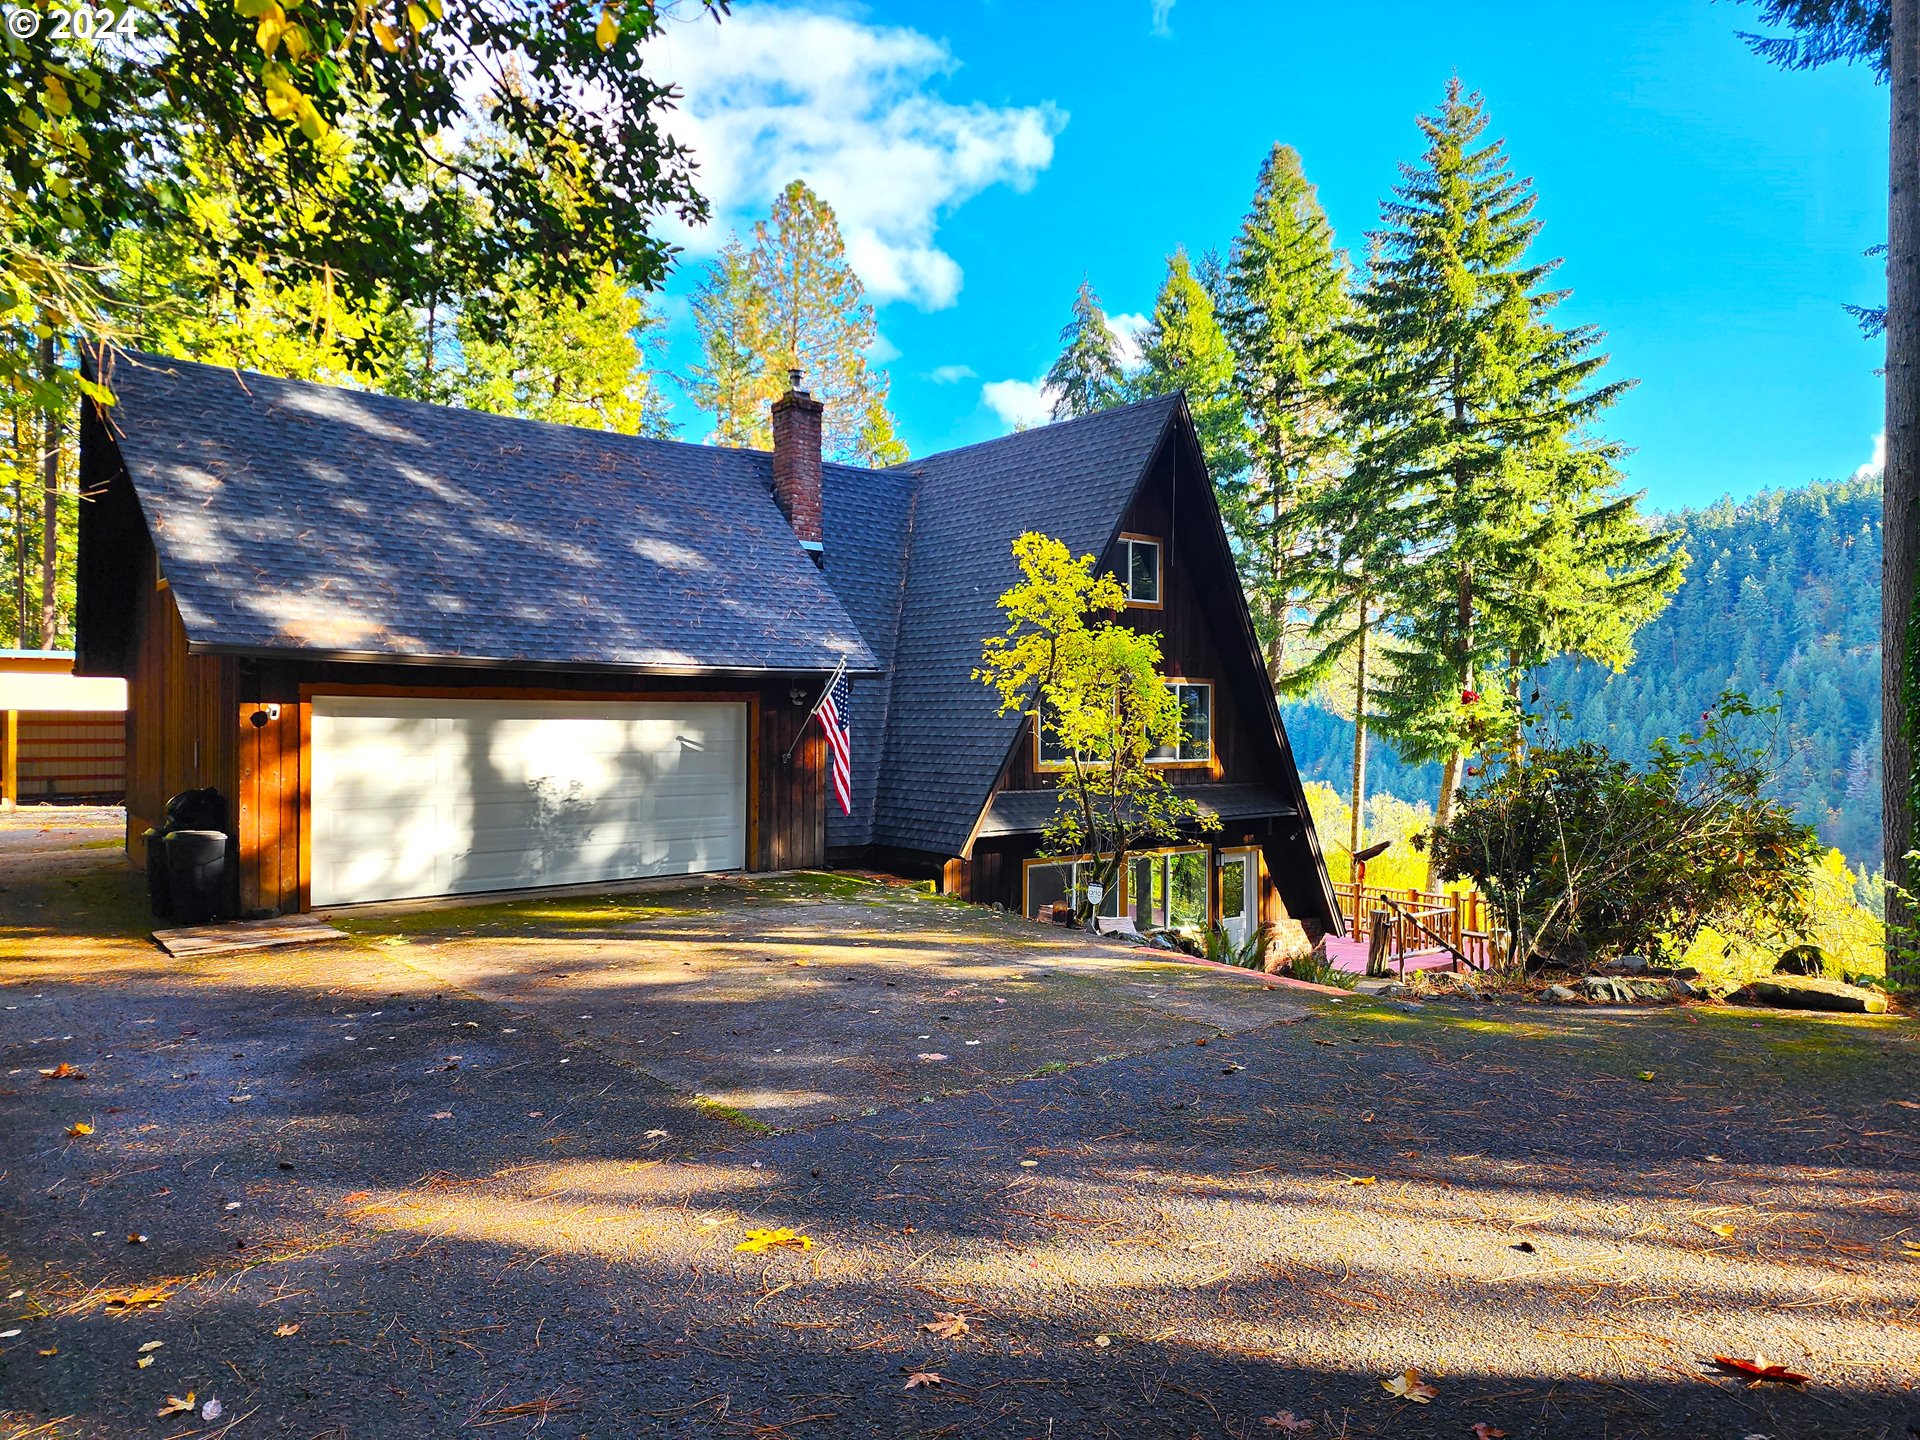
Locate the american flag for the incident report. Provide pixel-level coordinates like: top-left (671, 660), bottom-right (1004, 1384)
top-left (817, 661), bottom-right (853, 816)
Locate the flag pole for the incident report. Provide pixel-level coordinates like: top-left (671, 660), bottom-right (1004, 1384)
top-left (782, 656), bottom-right (848, 766)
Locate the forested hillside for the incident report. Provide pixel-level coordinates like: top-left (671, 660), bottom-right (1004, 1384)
top-left (1286, 476), bottom-right (1884, 868)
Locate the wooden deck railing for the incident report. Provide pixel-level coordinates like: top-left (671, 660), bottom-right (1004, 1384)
top-left (1335, 882), bottom-right (1507, 972)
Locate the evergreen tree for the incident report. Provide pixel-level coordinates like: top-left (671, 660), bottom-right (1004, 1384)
top-left (1348, 80), bottom-right (1681, 825)
top-left (1136, 248), bottom-right (1246, 480)
top-left (687, 183), bottom-right (906, 465)
top-left (749, 180), bottom-right (904, 465)
top-left (1220, 143), bottom-right (1353, 684)
top-left (687, 236), bottom-right (772, 449)
top-left (1045, 279), bottom-right (1129, 420)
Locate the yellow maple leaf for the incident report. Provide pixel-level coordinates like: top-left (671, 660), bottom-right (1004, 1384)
top-left (921, 1311), bottom-right (970, 1339)
top-left (156, 1392), bottom-right (195, 1418)
top-left (1344, 1175), bottom-right (1377, 1187)
top-left (65, 1121), bottom-right (93, 1137)
top-left (735, 1227), bottom-right (813, 1253)
top-left (1382, 1367), bottom-right (1437, 1403)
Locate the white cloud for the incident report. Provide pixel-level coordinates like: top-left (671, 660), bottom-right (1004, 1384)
top-left (867, 330), bottom-right (902, 364)
top-left (982, 376), bottom-right (1056, 429)
top-left (1853, 431), bottom-right (1886, 482)
top-left (1150, 0), bottom-right (1176, 37)
top-left (647, 8), bottom-right (1067, 311)
top-left (929, 363), bottom-right (977, 384)
top-left (1109, 311), bottom-right (1151, 371)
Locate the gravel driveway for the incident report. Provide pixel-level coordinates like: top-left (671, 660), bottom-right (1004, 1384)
top-left (2, 806), bottom-right (1916, 1439)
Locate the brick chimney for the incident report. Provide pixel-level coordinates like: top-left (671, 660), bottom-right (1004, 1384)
top-left (771, 370), bottom-right (824, 563)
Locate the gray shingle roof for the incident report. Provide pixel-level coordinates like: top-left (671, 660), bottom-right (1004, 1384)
top-left (822, 395), bottom-right (1184, 856)
top-left (100, 352), bottom-right (876, 674)
top-left (976, 783), bottom-right (1298, 840)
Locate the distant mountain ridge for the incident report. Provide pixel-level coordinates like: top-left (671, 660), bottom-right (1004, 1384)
top-left (1283, 474), bottom-right (1884, 868)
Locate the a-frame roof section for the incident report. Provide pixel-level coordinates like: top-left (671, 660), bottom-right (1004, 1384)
top-left (866, 394), bottom-right (1186, 857)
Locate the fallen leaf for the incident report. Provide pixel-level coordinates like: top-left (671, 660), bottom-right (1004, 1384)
top-left (429, 1111), bottom-right (453, 1120)
top-left (127, 1233), bottom-right (148, 1245)
top-left (38, 1062), bottom-right (86, 1080)
top-left (0, 1328), bottom-right (20, 1339)
top-left (274, 1322), bottom-right (300, 1337)
top-left (1899, 1240), bottom-right (1920, 1260)
top-left (1345, 1175), bottom-right (1378, 1187)
top-left (1262, 1412), bottom-right (1313, 1433)
top-left (916, 1052), bottom-right (949, 1062)
top-left (202, 1398), bottom-right (223, 1421)
top-left (37, 1347), bottom-right (56, 1356)
top-left (139, 1341), bottom-right (163, 1353)
top-left (1713, 1355), bottom-right (1809, 1385)
top-left (1696, 1221), bottom-right (1736, 1238)
top-left (1382, 1368), bottom-right (1437, 1403)
top-left (1637, 1071), bottom-right (1656, 1082)
top-left (1093, 1334), bottom-right (1111, 1347)
top-left (1892, 1099), bottom-right (1920, 1110)
top-left (922, 1311), bottom-right (970, 1339)
top-left (1472, 1425), bottom-right (1508, 1439)
top-left (100, 1286), bottom-right (172, 1310)
top-left (156, 1393), bottom-right (195, 1418)
top-left (65, 1121), bottom-right (93, 1137)
top-left (904, 1370), bottom-right (943, 1389)
top-left (137, 1355), bottom-right (153, 1368)
top-left (228, 1094), bottom-right (251, 1104)
top-left (735, 1227), bottom-right (813, 1253)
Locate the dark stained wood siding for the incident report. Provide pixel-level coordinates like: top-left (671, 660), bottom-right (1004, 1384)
top-left (122, 532), bottom-right (239, 862)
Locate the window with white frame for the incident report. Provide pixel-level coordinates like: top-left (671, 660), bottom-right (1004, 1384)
top-left (1024, 858), bottom-right (1123, 921)
top-left (1116, 536), bottom-right (1161, 607)
top-left (1150, 681), bottom-right (1212, 763)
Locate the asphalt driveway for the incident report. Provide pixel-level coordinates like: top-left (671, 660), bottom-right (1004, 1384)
top-left (3, 806), bottom-right (1918, 1439)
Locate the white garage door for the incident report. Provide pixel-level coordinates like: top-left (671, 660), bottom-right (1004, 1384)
top-left (310, 696), bottom-right (748, 906)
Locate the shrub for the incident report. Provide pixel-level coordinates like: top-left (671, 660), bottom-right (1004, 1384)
top-left (1429, 696), bottom-right (1819, 968)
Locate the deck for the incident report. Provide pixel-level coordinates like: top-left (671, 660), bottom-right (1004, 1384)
top-left (1323, 935), bottom-right (1456, 975)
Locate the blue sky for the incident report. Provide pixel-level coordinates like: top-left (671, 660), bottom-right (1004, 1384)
top-left (645, 1), bottom-right (1888, 511)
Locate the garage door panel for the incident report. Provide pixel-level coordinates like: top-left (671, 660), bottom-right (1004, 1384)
top-left (311, 697), bottom-right (747, 906)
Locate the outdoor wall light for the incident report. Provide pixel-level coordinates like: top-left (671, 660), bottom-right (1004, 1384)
top-left (248, 703), bottom-right (281, 728)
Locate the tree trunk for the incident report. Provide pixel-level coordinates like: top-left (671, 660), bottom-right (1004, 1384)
top-left (1437, 751), bottom-right (1463, 831)
top-left (37, 334), bottom-right (59, 649)
top-left (11, 404), bottom-right (26, 648)
top-left (1436, 561), bottom-right (1474, 831)
top-left (1349, 600), bottom-right (1369, 863)
top-left (1266, 481), bottom-right (1285, 684)
top-left (1889, 0), bottom-right (1919, 988)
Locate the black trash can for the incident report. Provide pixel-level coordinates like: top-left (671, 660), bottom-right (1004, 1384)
top-left (142, 829), bottom-right (174, 920)
top-left (163, 829), bottom-right (230, 926)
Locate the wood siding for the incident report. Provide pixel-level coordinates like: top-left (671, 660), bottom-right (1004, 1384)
top-left (122, 536), bottom-right (239, 858)
top-left (12, 712), bottom-right (124, 799)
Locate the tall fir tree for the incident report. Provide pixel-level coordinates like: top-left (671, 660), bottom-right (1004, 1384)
top-left (1349, 80), bottom-right (1682, 825)
top-left (1136, 247), bottom-right (1246, 481)
top-left (1045, 279), bottom-right (1129, 420)
top-left (748, 180), bottom-right (905, 465)
top-left (1221, 143), bottom-right (1353, 685)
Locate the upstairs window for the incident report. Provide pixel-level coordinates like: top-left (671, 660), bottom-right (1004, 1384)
top-left (1116, 535), bottom-right (1162, 608)
top-left (1151, 681), bottom-right (1212, 764)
